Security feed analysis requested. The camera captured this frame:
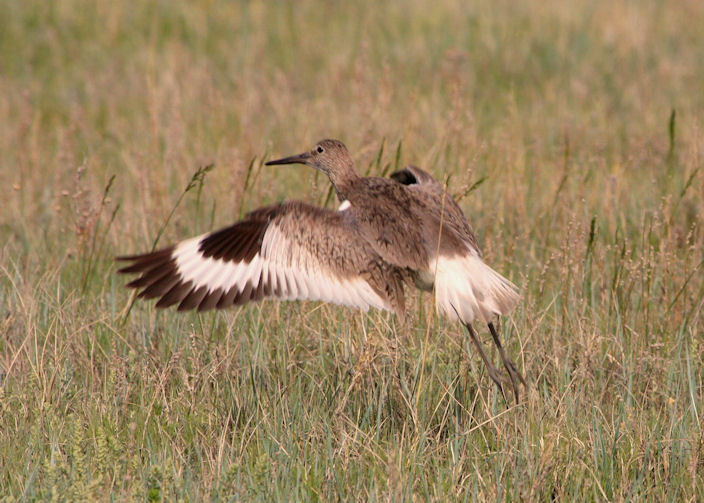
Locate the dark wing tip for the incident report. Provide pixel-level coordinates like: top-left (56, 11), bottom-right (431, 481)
top-left (115, 247), bottom-right (175, 273)
top-left (389, 166), bottom-right (418, 185)
top-left (116, 253), bottom-right (143, 262)
top-left (198, 216), bottom-right (271, 263)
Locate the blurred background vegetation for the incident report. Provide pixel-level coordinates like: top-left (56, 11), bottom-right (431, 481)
top-left (0, 0), bottom-right (702, 500)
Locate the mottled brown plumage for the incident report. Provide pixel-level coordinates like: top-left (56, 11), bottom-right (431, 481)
top-left (390, 165), bottom-right (481, 253)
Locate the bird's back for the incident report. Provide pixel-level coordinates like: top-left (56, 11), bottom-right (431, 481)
top-left (342, 176), bottom-right (470, 271)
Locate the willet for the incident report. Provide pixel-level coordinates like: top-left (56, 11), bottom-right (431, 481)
top-left (117, 139), bottom-right (525, 401)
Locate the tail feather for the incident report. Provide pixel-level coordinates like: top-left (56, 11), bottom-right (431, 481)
top-left (434, 252), bottom-right (520, 323)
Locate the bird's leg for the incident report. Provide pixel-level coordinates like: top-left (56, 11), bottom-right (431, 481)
top-left (464, 322), bottom-right (508, 402)
top-left (487, 321), bottom-right (526, 403)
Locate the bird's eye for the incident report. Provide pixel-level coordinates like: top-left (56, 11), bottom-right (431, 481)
top-left (316, 146), bottom-right (324, 154)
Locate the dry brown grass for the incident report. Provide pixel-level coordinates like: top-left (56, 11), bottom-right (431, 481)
top-left (0, 0), bottom-right (702, 500)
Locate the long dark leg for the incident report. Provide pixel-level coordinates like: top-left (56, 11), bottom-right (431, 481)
top-left (464, 322), bottom-right (507, 401)
top-left (487, 321), bottom-right (526, 403)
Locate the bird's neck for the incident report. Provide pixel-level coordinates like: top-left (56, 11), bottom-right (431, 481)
top-left (327, 163), bottom-right (360, 200)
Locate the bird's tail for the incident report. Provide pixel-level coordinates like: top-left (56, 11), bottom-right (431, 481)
top-left (433, 252), bottom-right (520, 324)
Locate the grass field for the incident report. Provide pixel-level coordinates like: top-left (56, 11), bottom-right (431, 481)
top-left (1, 0), bottom-right (703, 500)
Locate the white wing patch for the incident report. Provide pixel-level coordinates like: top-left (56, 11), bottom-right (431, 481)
top-left (172, 225), bottom-right (390, 312)
top-left (338, 200), bottom-right (351, 211)
top-left (432, 248), bottom-right (520, 323)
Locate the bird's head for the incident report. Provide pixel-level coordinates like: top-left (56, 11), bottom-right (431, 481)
top-left (266, 139), bottom-right (353, 176)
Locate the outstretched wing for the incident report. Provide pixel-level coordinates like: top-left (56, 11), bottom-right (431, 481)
top-left (117, 201), bottom-right (404, 313)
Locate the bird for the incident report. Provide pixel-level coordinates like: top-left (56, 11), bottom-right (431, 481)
top-left (117, 139), bottom-right (525, 401)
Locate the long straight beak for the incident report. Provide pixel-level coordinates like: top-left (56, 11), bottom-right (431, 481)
top-left (265, 152), bottom-right (311, 166)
